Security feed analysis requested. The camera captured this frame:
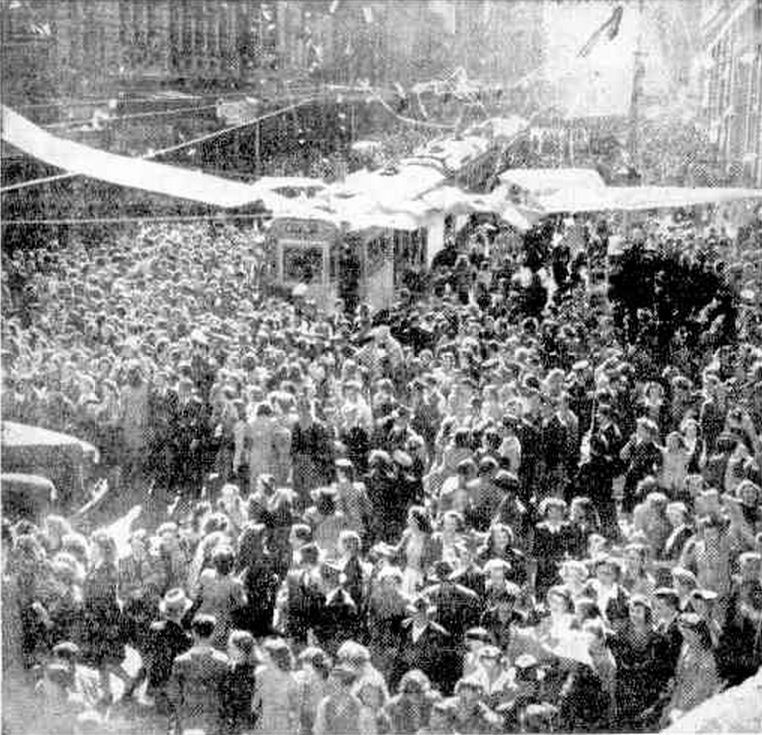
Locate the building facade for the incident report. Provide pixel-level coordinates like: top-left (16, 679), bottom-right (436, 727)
top-left (700, 0), bottom-right (762, 185)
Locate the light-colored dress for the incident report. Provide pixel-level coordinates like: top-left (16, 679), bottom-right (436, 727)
top-left (254, 665), bottom-right (299, 734)
top-left (196, 568), bottom-right (247, 649)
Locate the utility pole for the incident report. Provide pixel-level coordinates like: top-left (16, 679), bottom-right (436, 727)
top-left (627, 0), bottom-right (647, 174)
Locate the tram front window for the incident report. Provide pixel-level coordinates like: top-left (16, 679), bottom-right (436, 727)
top-left (282, 245), bottom-right (324, 284)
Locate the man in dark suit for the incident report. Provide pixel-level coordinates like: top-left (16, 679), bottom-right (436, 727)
top-left (314, 562), bottom-right (359, 657)
top-left (653, 588), bottom-right (683, 688)
top-left (423, 561), bottom-right (483, 642)
top-left (169, 376), bottom-right (206, 498)
top-left (423, 561), bottom-right (483, 695)
top-left (167, 614), bottom-right (229, 735)
top-left (392, 594), bottom-right (452, 695)
top-left (142, 589), bottom-right (192, 713)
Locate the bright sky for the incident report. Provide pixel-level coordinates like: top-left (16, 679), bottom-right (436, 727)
top-left (541, 1), bottom-right (672, 118)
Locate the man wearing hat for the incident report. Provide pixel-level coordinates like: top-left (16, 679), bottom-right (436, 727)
top-left (167, 614), bottom-right (229, 734)
top-left (391, 594), bottom-right (451, 694)
top-left (423, 560), bottom-right (482, 643)
top-left (47, 642), bottom-right (103, 712)
top-left (313, 561), bottom-right (359, 657)
top-left (474, 645), bottom-right (514, 711)
top-left (313, 664), bottom-right (362, 735)
top-left (142, 588), bottom-right (193, 711)
top-left (450, 675), bottom-right (502, 734)
top-left (653, 587), bottom-right (684, 689)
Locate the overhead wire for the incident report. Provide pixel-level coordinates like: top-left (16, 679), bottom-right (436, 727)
top-left (0, 95), bottom-right (321, 194)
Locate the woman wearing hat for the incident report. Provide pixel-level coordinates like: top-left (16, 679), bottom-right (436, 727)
top-left (81, 530), bottom-right (129, 705)
top-left (303, 486), bottom-right (348, 560)
top-left (609, 595), bottom-right (664, 731)
top-left (195, 545), bottom-right (247, 650)
top-left (660, 613), bottom-right (720, 728)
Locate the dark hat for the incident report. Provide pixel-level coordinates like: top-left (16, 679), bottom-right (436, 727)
top-left (478, 645), bottom-right (502, 660)
top-left (392, 450), bottom-right (413, 468)
top-left (494, 470), bottom-right (520, 493)
top-left (464, 627), bottom-right (491, 643)
top-left (514, 653), bottom-right (539, 672)
top-left (406, 594), bottom-right (436, 616)
top-left (310, 485), bottom-right (339, 501)
top-left (429, 560), bottom-right (455, 583)
top-left (690, 588), bottom-right (718, 603)
top-left (455, 675), bottom-right (485, 692)
top-left (654, 587), bottom-right (681, 605)
top-left (331, 663), bottom-right (359, 683)
top-left (671, 566), bottom-right (698, 587)
top-left (52, 641), bottom-right (81, 660)
top-left (321, 560), bottom-right (344, 580)
top-left (491, 582), bottom-right (521, 603)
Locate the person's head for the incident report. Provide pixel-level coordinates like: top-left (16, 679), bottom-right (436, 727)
top-left (455, 677), bottom-right (484, 707)
top-left (541, 497), bottom-right (567, 523)
top-left (678, 612), bottom-right (713, 651)
top-left (680, 417), bottom-right (699, 441)
top-left (625, 543), bottom-right (648, 576)
top-left (689, 589), bottom-right (718, 618)
top-left (478, 644), bottom-right (503, 676)
top-left (560, 560), bottom-right (588, 590)
top-left (653, 588), bottom-right (680, 622)
top-left (574, 597), bottom-right (602, 626)
top-left (666, 502), bottom-right (688, 528)
top-left (227, 629), bottom-right (257, 665)
top-left (157, 521), bottom-right (180, 551)
top-left (377, 565), bottom-right (403, 592)
top-left (547, 585), bottom-right (573, 616)
top-left (464, 626), bottom-right (490, 654)
top-left (314, 488), bottom-right (337, 517)
top-left (399, 669), bottom-right (430, 701)
top-left (489, 522), bottom-right (514, 550)
top-left (407, 506), bottom-right (432, 535)
top-left (89, 530), bottom-right (116, 567)
top-left (570, 496), bottom-right (596, 525)
top-left (698, 514), bottom-right (724, 544)
top-left (262, 638), bottom-right (293, 672)
top-left (44, 515), bottom-right (73, 550)
top-left (212, 545), bottom-right (235, 575)
top-left (671, 567), bottom-right (698, 599)
top-left (298, 646), bottom-right (331, 680)
top-left (128, 528), bottom-right (149, 560)
top-left (636, 417), bottom-right (658, 443)
top-left (737, 480), bottom-right (760, 508)
top-left (407, 594), bottom-right (434, 623)
top-left (335, 458), bottom-right (355, 484)
top-left (628, 595), bottom-right (653, 628)
top-left (594, 555), bottom-right (621, 586)
top-left (442, 510), bottom-right (465, 536)
top-left (739, 551), bottom-right (762, 581)
top-left (289, 523), bottom-right (312, 551)
top-left (484, 558), bottom-right (511, 587)
top-left (357, 680), bottom-right (386, 709)
top-left (665, 431), bottom-right (686, 453)
top-left (191, 614), bottom-right (217, 644)
top-left (338, 529), bottom-right (361, 558)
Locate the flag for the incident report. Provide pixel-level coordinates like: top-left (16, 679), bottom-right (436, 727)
top-left (577, 5), bottom-right (624, 58)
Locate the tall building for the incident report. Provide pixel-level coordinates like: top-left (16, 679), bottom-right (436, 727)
top-left (700, 0), bottom-right (762, 185)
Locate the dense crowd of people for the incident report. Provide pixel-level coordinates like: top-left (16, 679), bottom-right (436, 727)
top-left (2, 202), bottom-right (762, 735)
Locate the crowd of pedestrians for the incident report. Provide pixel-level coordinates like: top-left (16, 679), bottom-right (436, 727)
top-left (2, 206), bottom-right (762, 734)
